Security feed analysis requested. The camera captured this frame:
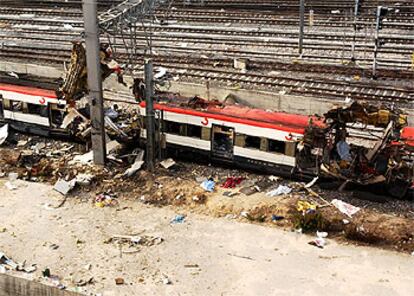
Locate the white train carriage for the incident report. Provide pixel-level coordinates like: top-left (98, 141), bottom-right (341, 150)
top-left (137, 98), bottom-right (314, 177)
top-left (0, 83), bottom-right (68, 136)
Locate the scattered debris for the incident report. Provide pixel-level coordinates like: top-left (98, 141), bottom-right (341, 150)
top-left (71, 151), bottom-right (94, 165)
top-left (0, 251), bottom-right (36, 273)
top-left (75, 174), bottom-right (94, 186)
top-left (53, 179), bottom-right (76, 196)
top-left (227, 253), bottom-right (254, 261)
top-left (305, 177), bottom-right (319, 188)
top-left (266, 185), bottom-right (292, 197)
top-left (200, 179), bottom-right (215, 192)
top-left (331, 199), bottom-right (360, 218)
top-left (160, 158), bottom-right (176, 169)
top-left (221, 177), bottom-right (244, 188)
top-left (170, 214), bottom-right (186, 224)
top-left (76, 277), bottom-right (94, 287)
top-left (123, 150), bottom-right (145, 177)
top-left (239, 186), bottom-right (258, 196)
top-left (271, 215), bottom-right (284, 222)
top-left (184, 264), bottom-right (200, 268)
top-left (4, 181), bottom-right (17, 191)
top-left (309, 231), bottom-right (329, 249)
top-left (95, 193), bottom-right (118, 207)
top-left (110, 234), bottom-right (163, 247)
top-left (161, 274), bottom-right (171, 285)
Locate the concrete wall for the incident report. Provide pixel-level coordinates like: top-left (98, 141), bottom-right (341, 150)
top-left (0, 62), bottom-right (63, 79)
top-left (0, 274), bottom-right (81, 296)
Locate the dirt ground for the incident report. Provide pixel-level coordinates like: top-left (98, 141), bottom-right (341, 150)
top-left (1, 180), bottom-right (414, 296)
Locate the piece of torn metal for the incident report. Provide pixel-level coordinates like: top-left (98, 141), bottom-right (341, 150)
top-left (123, 150), bottom-right (145, 177)
top-left (104, 116), bottom-right (128, 138)
top-left (305, 176), bottom-right (319, 188)
top-left (0, 124), bottom-right (9, 146)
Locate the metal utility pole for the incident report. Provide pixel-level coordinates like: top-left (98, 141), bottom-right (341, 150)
top-left (145, 59), bottom-right (155, 172)
top-left (298, 0), bottom-right (305, 56)
top-left (351, 0), bottom-right (360, 62)
top-left (373, 6), bottom-right (389, 79)
top-left (83, 0), bottom-right (106, 165)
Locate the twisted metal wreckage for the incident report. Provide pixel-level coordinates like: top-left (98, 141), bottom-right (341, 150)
top-left (298, 102), bottom-right (413, 198)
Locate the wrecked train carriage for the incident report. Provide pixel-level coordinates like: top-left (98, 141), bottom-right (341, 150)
top-left (0, 82), bottom-right (138, 142)
top-left (137, 98), bottom-right (414, 198)
top-left (0, 83), bottom-right (74, 137)
top-left (137, 97), bottom-right (312, 178)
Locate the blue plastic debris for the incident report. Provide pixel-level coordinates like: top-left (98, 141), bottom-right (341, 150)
top-left (200, 179), bottom-right (215, 192)
top-left (271, 214), bottom-right (284, 221)
top-left (170, 214), bottom-right (186, 224)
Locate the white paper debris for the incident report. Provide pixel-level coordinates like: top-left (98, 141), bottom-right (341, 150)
top-left (331, 199), bottom-right (360, 218)
top-left (5, 181), bottom-right (17, 191)
top-left (160, 158), bottom-right (176, 169)
top-left (266, 185), bottom-right (292, 197)
top-left (71, 151), bottom-right (94, 165)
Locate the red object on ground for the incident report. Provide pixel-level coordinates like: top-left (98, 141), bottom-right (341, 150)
top-left (222, 177), bottom-right (245, 188)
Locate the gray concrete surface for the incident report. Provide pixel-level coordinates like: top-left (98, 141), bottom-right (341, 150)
top-left (0, 180), bottom-right (413, 296)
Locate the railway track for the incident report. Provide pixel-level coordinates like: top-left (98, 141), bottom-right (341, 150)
top-left (1, 6), bottom-right (413, 30)
top-left (164, 65), bottom-right (414, 104)
top-left (1, 44), bottom-right (412, 106)
top-left (1, 0), bottom-right (413, 109)
top-left (2, 32), bottom-right (412, 73)
top-left (2, 22), bottom-right (412, 71)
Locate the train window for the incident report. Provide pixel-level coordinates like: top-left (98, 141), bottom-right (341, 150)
top-left (51, 109), bottom-right (65, 126)
top-left (3, 100), bottom-right (12, 111)
top-left (187, 124), bottom-right (202, 138)
top-left (245, 135), bottom-right (261, 149)
top-left (11, 101), bottom-right (23, 112)
top-left (164, 120), bottom-right (181, 135)
top-left (27, 103), bottom-right (48, 117)
top-left (268, 139), bottom-right (285, 154)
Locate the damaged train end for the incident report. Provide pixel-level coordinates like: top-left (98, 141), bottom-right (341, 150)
top-left (297, 102), bottom-right (414, 199)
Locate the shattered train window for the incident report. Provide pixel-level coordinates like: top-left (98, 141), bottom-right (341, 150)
top-left (268, 139), bottom-right (285, 154)
top-left (245, 135), bottom-right (261, 149)
top-left (9, 101), bottom-right (22, 112)
top-left (164, 120), bottom-right (181, 135)
top-left (27, 103), bottom-right (48, 117)
top-left (187, 124), bottom-right (202, 138)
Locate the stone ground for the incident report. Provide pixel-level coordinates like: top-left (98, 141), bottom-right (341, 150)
top-left (0, 180), bottom-right (413, 296)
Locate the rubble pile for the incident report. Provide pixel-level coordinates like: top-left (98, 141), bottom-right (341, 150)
top-left (298, 102), bottom-right (414, 199)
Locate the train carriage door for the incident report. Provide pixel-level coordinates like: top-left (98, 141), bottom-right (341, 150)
top-left (211, 125), bottom-right (234, 161)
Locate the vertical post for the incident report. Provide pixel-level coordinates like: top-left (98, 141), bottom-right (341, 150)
top-left (298, 0), bottom-right (305, 56)
top-left (145, 59), bottom-right (155, 172)
top-left (351, 0), bottom-right (359, 62)
top-left (372, 6), bottom-right (381, 80)
top-left (83, 0), bottom-right (106, 165)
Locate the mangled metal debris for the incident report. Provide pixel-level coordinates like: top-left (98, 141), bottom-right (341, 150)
top-left (297, 102), bottom-right (414, 198)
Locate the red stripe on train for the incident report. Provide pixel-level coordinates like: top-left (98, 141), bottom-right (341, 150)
top-left (0, 83), bottom-right (57, 99)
